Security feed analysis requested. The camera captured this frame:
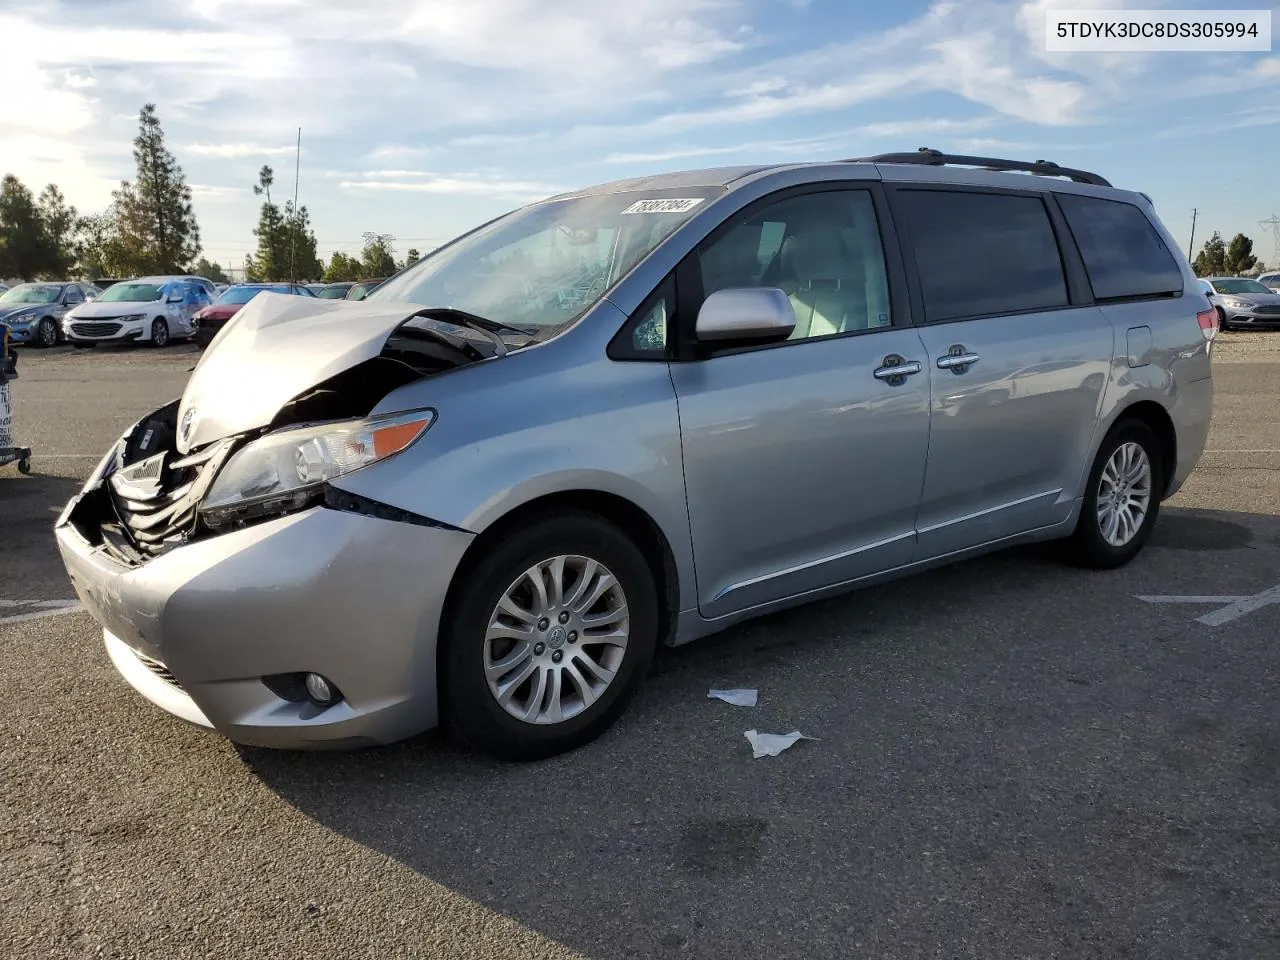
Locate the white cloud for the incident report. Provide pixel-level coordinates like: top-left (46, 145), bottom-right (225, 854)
top-left (339, 175), bottom-right (561, 200)
top-left (184, 143), bottom-right (299, 159)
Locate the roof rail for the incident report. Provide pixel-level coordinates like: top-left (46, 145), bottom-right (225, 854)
top-left (848, 147), bottom-right (1112, 187)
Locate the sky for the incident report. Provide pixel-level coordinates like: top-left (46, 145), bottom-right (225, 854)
top-left (2, 0), bottom-right (1279, 271)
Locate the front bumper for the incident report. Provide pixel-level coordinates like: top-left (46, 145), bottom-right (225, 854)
top-left (63, 319), bottom-right (148, 342)
top-left (1222, 307), bottom-right (1280, 327)
top-left (5, 324), bottom-right (34, 344)
top-left (56, 503), bottom-right (474, 749)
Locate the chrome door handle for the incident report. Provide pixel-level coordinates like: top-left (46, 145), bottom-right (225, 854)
top-left (873, 358), bottom-right (922, 384)
top-left (936, 352), bottom-right (980, 371)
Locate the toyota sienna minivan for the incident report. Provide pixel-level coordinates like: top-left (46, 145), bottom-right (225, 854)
top-left (55, 149), bottom-right (1215, 760)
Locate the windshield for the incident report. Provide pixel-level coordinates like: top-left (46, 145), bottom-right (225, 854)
top-left (100, 282), bottom-right (164, 303)
top-left (216, 285), bottom-right (291, 305)
top-left (368, 188), bottom-right (724, 332)
top-left (1211, 278), bottom-right (1271, 295)
top-left (0, 283), bottom-right (62, 304)
top-left (317, 285), bottom-right (350, 299)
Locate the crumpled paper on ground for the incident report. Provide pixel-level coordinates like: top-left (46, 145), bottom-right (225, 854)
top-left (744, 729), bottom-right (817, 758)
top-left (708, 688), bottom-right (758, 707)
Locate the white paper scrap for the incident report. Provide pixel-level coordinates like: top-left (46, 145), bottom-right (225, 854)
top-left (744, 729), bottom-right (817, 759)
top-left (708, 688), bottom-right (758, 707)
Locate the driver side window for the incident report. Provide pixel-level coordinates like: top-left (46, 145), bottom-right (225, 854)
top-left (696, 189), bottom-right (892, 341)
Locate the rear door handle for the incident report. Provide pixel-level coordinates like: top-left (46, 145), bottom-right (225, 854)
top-left (936, 351), bottom-right (980, 372)
top-left (873, 356), bottom-right (923, 385)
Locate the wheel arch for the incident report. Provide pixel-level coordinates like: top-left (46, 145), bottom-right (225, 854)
top-left (1107, 399), bottom-right (1178, 499)
top-left (438, 489), bottom-right (683, 681)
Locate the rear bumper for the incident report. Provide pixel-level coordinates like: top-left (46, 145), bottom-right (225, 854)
top-left (56, 504), bottom-right (474, 749)
top-left (1166, 376), bottom-right (1213, 498)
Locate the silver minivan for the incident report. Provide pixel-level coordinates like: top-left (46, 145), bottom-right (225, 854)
top-left (55, 150), bottom-right (1216, 759)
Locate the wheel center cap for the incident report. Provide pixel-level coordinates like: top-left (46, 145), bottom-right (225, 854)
top-left (547, 626), bottom-right (567, 650)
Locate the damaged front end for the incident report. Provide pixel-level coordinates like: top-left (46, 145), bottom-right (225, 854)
top-left (61, 308), bottom-right (514, 566)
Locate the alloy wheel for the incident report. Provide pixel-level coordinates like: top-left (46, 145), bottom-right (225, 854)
top-left (1096, 441), bottom-right (1152, 547)
top-left (484, 555), bottom-right (630, 725)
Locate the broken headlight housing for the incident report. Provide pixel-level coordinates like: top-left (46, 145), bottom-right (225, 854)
top-left (199, 409), bottom-right (434, 527)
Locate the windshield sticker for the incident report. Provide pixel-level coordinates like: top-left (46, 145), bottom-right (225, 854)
top-left (620, 197), bottom-right (706, 215)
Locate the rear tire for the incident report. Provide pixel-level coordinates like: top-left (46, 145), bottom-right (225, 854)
top-left (440, 511), bottom-right (659, 761)
top-left (150, 319), bottom-right (169, 348)
top-left (1066, 419), bottom-right (1163, 569)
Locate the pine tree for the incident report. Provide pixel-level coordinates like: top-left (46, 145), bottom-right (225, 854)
top-left (249, 165), bottom-right (288, 280)
top-left (37, 185), bottom-right (78, 277)
top-left (0, 174), bottom-right (49, 280)
top-left (113, 104), bottom-right (201, 274)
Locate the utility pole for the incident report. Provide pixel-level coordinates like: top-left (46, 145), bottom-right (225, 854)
top-left (1188, 208), bottom-right (1197, 260)
top-left (289, 127), bottom-right (301, 284)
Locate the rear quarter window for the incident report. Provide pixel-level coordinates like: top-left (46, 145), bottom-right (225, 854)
top-left (1057, 194), bottom-right (1183, 301)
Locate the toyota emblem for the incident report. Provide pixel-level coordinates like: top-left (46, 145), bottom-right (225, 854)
top-left (180, 407), bottom-right (195, 443)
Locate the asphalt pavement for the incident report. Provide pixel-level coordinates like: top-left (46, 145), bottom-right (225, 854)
top-left (1, 335), bottom-right (1277, 959)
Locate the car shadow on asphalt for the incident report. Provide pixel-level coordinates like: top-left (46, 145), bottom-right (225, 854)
top-left (239, 506), bottom-right (1280, 959)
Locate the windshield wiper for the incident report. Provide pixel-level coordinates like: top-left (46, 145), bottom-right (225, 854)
top-left (409, 308), bottom-right (539, 359)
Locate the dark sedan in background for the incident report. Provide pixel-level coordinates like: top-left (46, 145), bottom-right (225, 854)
top-left (0, 282), bottom-right (100, 347)
top-left (192, 282), bottom-right (315, 347)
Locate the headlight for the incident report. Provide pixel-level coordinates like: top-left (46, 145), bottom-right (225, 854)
top-left (1220, 298), bottom-right (1251, 309)
top-left (199, 409), bottom-right (435, 518)
top-left (119, 313), bottom-right (145, 323)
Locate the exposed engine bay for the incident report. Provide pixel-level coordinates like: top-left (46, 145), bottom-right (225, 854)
top-left (63, 310), bottom-right (521, 565)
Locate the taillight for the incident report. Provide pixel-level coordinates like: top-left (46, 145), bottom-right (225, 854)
top-left (1196, 307), bottom-right (1218, 341)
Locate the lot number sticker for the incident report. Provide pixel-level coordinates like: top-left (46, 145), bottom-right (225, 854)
top-left (620, 198), bottom-right (705, 215)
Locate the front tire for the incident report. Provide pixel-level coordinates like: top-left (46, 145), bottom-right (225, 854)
top-left (440, 511), bottom-right (659, 761)
top-left (1066, 419), bottom-right (1162, 569)
top-left (37, 318), bottom-right (58, 348)
top-left (150, 319), bottom-right (170, 348)
top-left (1216, 307), bottom-right (1229, 332)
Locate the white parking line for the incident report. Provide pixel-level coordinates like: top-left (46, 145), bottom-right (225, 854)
top-left (1136, 586), bottom-right (1280, 626)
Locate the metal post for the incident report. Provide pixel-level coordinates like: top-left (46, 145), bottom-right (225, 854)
top-left (290, 127), bottom-right (301, 284)
top-left (1188, 208), bottom-right (1197, 260)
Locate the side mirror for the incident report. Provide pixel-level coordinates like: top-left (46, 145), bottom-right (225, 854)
top-left (695, 287), bottom-right (796, 343)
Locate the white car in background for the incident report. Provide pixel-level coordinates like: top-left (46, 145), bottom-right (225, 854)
top-left (62, 276), bottom-right (212, 348)
top-left (1259, 272), bottom-right (1280, 293)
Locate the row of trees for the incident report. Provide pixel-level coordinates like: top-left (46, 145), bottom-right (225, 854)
top-left (1191, 231), bottom-right (1265, 278)
top-left (1, 103), bottom-right (415, 286)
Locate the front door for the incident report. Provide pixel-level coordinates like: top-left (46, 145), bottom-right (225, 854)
top-left (670, 186), bottom-right (932, 619)
top-left (890, 187), bottom-right (1114, 558)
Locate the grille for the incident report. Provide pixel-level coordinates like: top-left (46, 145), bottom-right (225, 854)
top-left (132, 649), bottom-right (183, 689)
top-left (106, 439), bottom-right (234, 560)
top-left (72, 321), bottom-right (123, 337)
top-left (1251, 304), bottom-right (1280, 316)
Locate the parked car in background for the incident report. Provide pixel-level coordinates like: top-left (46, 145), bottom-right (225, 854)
top-left (192, 282), bottom-right (316, 347)
top-left (316, 282), bottom-right (355, 299)
top-left (1202, 276), bottom-right (1280, 330)
top-left (1258, 272), bottom-right (1280, 293)
top-left (305, 283), bottom-right (328, 296)
top-left (182, 276), bottom-right (218, 299)
top-left (344, 278), bottom-right (386, 301)
top-left (53, 150), bottom-right (1214, 760)
top-left (63, 277), bottom-right (211, 347)
top-left (0, 282), bottom-right (99, 347)
top-left (0, 283), bottom-right (9, 296)
top-left (90, 278), bottom-right (132, 293)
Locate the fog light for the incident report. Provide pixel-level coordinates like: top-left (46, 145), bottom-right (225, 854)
top-left (304, 672), bottom-right (338, 705)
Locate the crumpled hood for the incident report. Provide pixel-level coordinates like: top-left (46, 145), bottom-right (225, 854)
top-left (68, 299), bottom-right (160, 319)
top-left (176, 293), bottom-right (424, 453)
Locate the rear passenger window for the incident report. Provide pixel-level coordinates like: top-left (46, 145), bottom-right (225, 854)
top-left (1057, 194), bottom-right (1183, 301)
top-left (896, 190), bottom-right (1068, 322)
